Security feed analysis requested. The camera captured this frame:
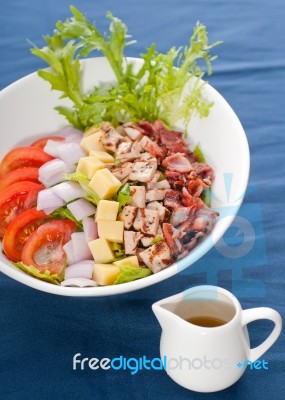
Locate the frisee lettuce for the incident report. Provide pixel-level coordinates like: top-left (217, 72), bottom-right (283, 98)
top-left (114, 264), bottom-right (152, 284)
top-left (13, 262), bottom-right (63, 285)
top-left (30, 5), bottom-right (221, 131)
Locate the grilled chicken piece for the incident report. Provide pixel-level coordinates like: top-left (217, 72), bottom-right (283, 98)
top-left (155, 179), bottom-right (171, 190)
top-left (139, 152), bottom-right (156, 162)
top-left (147, 201), bottom-right (169, 222)
top-left (101, 123), bottom-right (128, 154)
top-left (147, 172), bottom-right (161, 189)
top-left (139, 241), bottom-right (172, 273)
top-left (109, 162), bottom-right (133, 180)
top-left (124, 127), bottom-right (143, 141)
top-left (141, 235), bottom-right (154, 247)
top-left (129, 160), bottom-right (157, 182)
top-left (140, 136), bottom-right (166, 159)
top-left (116, 141), bottom-right (142, 163)
top-left (124, 231), bottom-right (143, 255)
top-left (146, 189), bottom-right (166, 202)
top-left (130, 186), bottom-right (146, 208)
top-left (141, 223), bottom-right (163, 247)
top-left (118, 206), bottom-right (137, 229)
top-left (117, 141), bottom-right (133, 154)
top-left (133, 208), bottom-right (159, 236)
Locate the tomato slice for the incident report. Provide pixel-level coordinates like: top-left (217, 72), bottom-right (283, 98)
top-left (0, 181), bottom-right (43, 238)
top-left (2, 208), bottom-right (49, 262)
top-left (31, 136), bottom-right (64, 149)
top-left (0, 146), bottom-right (53, 178)
top-left (21, 220), bottom-right (77, 275)
top-left (0, 167), bottom-right (39, 191)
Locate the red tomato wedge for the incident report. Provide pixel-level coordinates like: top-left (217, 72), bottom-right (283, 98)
top-left (0, 167), bottom-right (39, 191)
top-left (0, 181), bottom-right (43, 238)
top-left (0, 146), bottom-right (53, 178)
top-left (31, 136), bottom-right (64, 149)
top-left (2, 208), bottom-right (49, 262)
top-left (21, 220), bottom-right (77, 275)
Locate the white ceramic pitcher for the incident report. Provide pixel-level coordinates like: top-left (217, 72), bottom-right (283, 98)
top-left (152, 285), bottom-right (282, 392)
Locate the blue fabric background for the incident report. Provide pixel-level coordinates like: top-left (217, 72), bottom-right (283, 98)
top-left (0, 1), bottom-right (284, 399)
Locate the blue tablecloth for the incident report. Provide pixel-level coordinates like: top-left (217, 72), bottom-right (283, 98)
top-left (0, 1), bottom-right (284, 399)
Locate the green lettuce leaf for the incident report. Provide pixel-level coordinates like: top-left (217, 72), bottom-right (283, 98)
top-left (13, 262), bottom-right (64, 285)
top-left (50, 206), bottom-right (83, 229)
top-left (201, 188), bottom-right (211, 207)
top-left (151, 235), bottom-right (164, 245)
top-left (115, 183), bottom-right (132, 211)
top-left (64, 171), bottom-right (100, 205)
top-left (193, 144), bottom-right (206, 163)
top-left (110, 242), bottom-right (125, 260)
top-left (114, 264), bottom-right (152, 284)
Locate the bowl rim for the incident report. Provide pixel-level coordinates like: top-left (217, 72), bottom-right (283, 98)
top-left (0, 57), bottom-right (250, 297)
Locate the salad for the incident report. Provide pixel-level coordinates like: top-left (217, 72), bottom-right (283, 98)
top-left (0, 6), bottom-right (220, 287)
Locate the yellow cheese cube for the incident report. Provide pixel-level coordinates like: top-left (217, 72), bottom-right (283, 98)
top-left (88, 238), bottom-right (114, 263)
top-left (113, 256), bottom-right (139, 268)
top-left (93, 263), bottom-right (120, 285)
top-left (80, 130), bottom-right (105, 152)
top-left (97, 220), bottom-right (124, 243)
top-left (90, 150), bottom-right (114, 163)
top-left (83, 126), bottom-right (100, 138)
top-left (88, 168), bottom-right (121, 199)
top-left (76, 156), bottom-right (105, 179)
top-left (96, 200), bottom-right (119, 221)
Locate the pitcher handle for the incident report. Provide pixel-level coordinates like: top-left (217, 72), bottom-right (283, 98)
top-left (241, 307), bottom-right (282, 362)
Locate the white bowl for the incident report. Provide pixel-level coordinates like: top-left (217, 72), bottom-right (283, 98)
top-left (0, 57), bottom-right (250, 296)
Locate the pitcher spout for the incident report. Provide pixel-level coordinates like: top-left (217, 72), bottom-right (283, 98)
top-left (152, 292), bottom-right (184, 330)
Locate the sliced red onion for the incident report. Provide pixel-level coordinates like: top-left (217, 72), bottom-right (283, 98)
top-left (61, 278), bottom-right (98, 287)
top-left (57, 142), bottom-right (86, 165)
top-left (63, 240), bottom-right (75, 264)
top-left (52, 181), bottom-right (87, 202)
top-left (42, 206), bottom-right (60, 215)
top-left (71, 232), bottom-right (93, 262)
top-left (44, 140), bottom-right (62, 157)
top-left (82, 217), bottom-right (98, 242)
top-left (37, 188), bottom-right (65, 212)
top-left (64, 260), bottom-right (94, 280)
top-left (39, 172), bottom-right (64, 188)
top-left (39, 159), bottom-right (76, 187)
top-left (67, 198), bottom-right (96, 221)
top-left (57, 126), bottom-right (83, 141)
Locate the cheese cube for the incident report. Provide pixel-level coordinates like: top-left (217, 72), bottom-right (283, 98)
top-left (83, 126), bottom-right (100, 138)
top-left (89, 168), bottom-right (121, 199)
top-left (80, 130), bottom-right (105, 152)
top-left (76, 156), bottom-right (105, 179)
top-left (93, 263), bottom-right (120, 285)
top-left (113, 256), bottom-right (139, 268)
top-left (90, 150), bottom-right (114, 163)
top-left (97, 220), bottom-right (124, 243)
top-left (96, 200), bottom-right (119, 221)
top-left (88, 238), bottom-right (114, 263)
